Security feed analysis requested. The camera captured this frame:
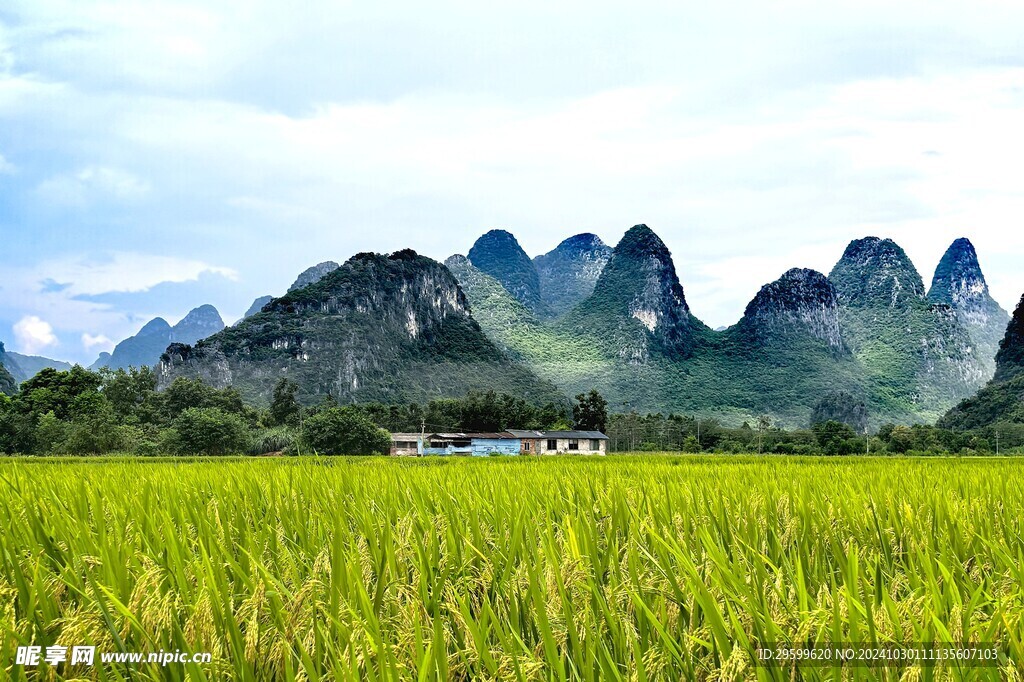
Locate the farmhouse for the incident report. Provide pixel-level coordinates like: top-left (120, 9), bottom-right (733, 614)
top-left (389, 433), bottom-right (422, 456)
top-left (389, 430), bottom-right (609, 456)
top-left (506, 430), bottom-right (608, 455)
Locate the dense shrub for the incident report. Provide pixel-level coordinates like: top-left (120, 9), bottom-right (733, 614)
top-left (249, 427), bottom-right (298, 455)
top-left (301, 407), bottom-right (391, 455)
top-left (171, 407), bottom-right (250, 455)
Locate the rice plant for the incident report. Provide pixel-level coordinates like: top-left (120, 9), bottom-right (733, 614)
top-left (0, 455), bottom-right (1021, 680)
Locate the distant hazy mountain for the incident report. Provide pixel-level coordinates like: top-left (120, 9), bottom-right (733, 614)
top-left (928, 238), bottom-right (1009, 377)
top-left (158, 250), bottom-right (563, 406)
top-left (3, 352), bottom-right (72, 383)
top-left (940, 293), bottom-right (1024, 430)
top-left (468, 230), bottom-right (543, 313)
top-left (243, 295), bottom-right (273, 318)
top-left (288, 262), bottom-right (339, 292)
top-left (94, 305), bottom-right (226, 370)
top-left (533, 233), bottom-right (611, 318)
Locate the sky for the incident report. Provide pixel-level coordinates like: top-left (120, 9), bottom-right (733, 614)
top-left (1, 1), bottom-right (1023, 363)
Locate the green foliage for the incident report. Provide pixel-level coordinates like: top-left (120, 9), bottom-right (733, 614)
top-left (17, 366), bottom-right (102, 420)
top-left (939, 374), bottom-right (1024, 431)
top-left (161, 377), bottom-right (247, 423)
top-left (171, 407), bottom-right (250, 455)
top-left (565, 224), bottom-right (704, 361)
top-left (573, 389), bottom-right (608, 432)
top-left (995, 294), bottom-right (1024, 382)
top-left (301, 406), bottom-right (391, 455)
top-left (812, 420), bottom-right (858, 455)
top-left (270, 378), bottom-right (301, 427)
top-left (99, 365), bottom-right (158, 423)
top-left (829, 237), bottom-right (984, 421)
top-left (249, 426), bottom-right (298, 455)
top-left (939, 294), bottom-right (1024, 431)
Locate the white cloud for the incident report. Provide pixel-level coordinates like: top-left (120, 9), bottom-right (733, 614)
top-left (2, 0), bottom-right (1024, 336)
top-left (13, 315), bottom-right (58, 354)
top-left (37, 165), bottom-right (150, 206)
top-left (0, 253), bottom-right (238, 364)
top-left (81, 333), bottom-right (114, 353)
top-left (0, 153), bottom-right (14, 174)
top-left (34, 252), bottom-right (237, 297)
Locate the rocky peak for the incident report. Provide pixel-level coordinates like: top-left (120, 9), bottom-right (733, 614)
top-left (994, 294), bottom-right (1024, 382)
top-left (136, 317), bottom-right (172, 336)
top-left (534, 233), bottom-right (612, 317)
top-left (740, 268), bottom-right (843, 348)
top-left (467, 229), bottom-right (542, 311)
top-left (582, 224), bottom-right (697, 359)
top-left (829, 237), bottom-right (925, 309)
top-left (926, 238), bottom-right (1010, 380)
top-left (273, 250), bottom-right (473, 330)
top-left (173, 305), bottom-right (226, 343)
top-left (157, 249), bottom-right (563, 406)
top-left (929, 238), bottom-right (990, 307)
top-left (288, 261), bottom-right (340, 292)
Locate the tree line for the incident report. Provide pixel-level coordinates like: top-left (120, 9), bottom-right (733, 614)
top-left (606, 412), bottom-right (1024, 455)
top-left (0, 365), bottom-right (609, 456)
top-left (0, 364), bottom-right (1017, 456)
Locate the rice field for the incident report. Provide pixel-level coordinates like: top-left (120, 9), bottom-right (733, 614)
top-left (1, 455), bottom-right (1022, 681)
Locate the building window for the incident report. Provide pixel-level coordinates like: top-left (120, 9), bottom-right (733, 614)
top-left (569, 439), bottom-right (579, 450)
top-left (547, 439), bottom-right (557, 451)
top-left (523, 441), bottom-right (531, 451)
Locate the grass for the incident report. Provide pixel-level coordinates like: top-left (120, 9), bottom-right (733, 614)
top-left (0, 455), bottom-right (1022, 680)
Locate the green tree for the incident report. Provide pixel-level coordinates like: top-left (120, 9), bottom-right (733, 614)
top-left (171, 407), bottom-right (250, 455)
top-left (756, 415), bottom-right (772, 454)
top-left (270, 378), bottom-right (301, 427)
top-left (159, 377), bottom-right (249, 426)
top-left (573, 390), bottom-right (608, 432)
top-left (17, 366), bottom-right (102, 421)
top-left (302, 407), bottom-right (391, 455)
top-left (100, 366), bottom-right (158, 423)
top-left (887, 425), bottom-right (915, 454)
top-left (34, 412), bottom-right (67, 454)
top-left (812, 420), bottom-right (857, 456)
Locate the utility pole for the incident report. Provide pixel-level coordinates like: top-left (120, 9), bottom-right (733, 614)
top-left (420, 419), bottom-right (426, 457)
top-left (996, 430), bottom-right (1000, 456)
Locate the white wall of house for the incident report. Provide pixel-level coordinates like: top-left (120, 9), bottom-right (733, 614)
top-left (541, 438), bottom-right (606, 455)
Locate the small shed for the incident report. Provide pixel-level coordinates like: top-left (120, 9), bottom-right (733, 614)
top-left (389, 433), bottom-right (423, 456)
